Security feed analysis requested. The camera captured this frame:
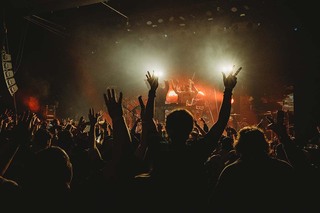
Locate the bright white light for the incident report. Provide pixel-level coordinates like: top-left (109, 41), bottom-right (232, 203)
top-left (220, 64), bottom-right (234, 75)
top-left (144, 64), bottom-right (166, 79)
top-left (168, 90), bottom-right (178, 97)
top-left (205, 55), bottom-right (241, 80)
top-left (154, 70), bottom-right (164, 78)
top-left (198, 91), bottom-right (205, 96)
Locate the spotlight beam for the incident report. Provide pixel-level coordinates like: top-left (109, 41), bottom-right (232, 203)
top-left (101, 1), bottom-right (128, 20)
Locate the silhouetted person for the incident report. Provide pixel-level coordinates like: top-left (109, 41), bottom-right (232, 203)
top-left (135, 71), bottom-right (238, 212)
top-left (172, 78), bottom-right (199, 106)
top-left (210, 126), bottom-right (297, 212)
top-left (24, 146), bottom-right (73, 210)
top-left (0, 175), bottom-right (21, 211)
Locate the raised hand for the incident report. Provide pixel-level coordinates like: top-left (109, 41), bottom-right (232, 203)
top-left (78, 116), bottom-right (87, 129)
top-left (12, 110), bottom-right (34, 145)
top-left (134, 72), bottom-right (159, 161)
top-left (146, 71), bottom-right (159, 92)
top-left (0, 109), bottom-right (14, 132)
top-left (100, 118), bottom-right (108, 130)
top-left (88, 108), bottom-right (99, 126)
top-left (103, 88), bottom-right (123, 120)
top-left (266, 110), bottom-right (287, 137)
top-left (222, 71), bottom-right (238, 91)
top-left (88, 108), bottom-right (101, 151)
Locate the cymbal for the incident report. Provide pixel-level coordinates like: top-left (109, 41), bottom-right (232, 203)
top-left (262, 112), bottom-right (273, 115)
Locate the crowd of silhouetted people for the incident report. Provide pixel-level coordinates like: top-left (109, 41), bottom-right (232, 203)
top-left (1, 70), bottom-right (320, 212)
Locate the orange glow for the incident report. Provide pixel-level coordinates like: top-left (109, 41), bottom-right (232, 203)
top-left (167, 90), bottom-right (178, 97)
top-left (23, 96), bottom-right (40, 112)
top-left (214, 91), bottom-right (224, 102)
top-left (166, 90), bottom-right (178, 103)
top-left (231, 98), bottom-right (234, 104)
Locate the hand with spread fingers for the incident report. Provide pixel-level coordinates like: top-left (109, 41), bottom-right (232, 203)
top-left (146, 71), bottom-right (159, 92)
top-left (88, 108), bottom-right (100, 127)
top-left (103, 88), bottom-right (123, 121)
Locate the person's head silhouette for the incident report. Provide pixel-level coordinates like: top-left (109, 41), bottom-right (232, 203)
top-left (165, 109), bottom-right (194, 146)
top-left (234, 126), bottom-right (269, 158)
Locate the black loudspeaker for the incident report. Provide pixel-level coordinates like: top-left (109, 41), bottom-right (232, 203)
top-left (1, 47), bottom-right (18, 96)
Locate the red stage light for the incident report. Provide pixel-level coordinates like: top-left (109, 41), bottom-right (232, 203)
top-left (24, 96), bottom-right (40, 112)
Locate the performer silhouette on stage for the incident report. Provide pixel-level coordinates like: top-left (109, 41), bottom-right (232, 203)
top-left (172, 78), bottom-right (199, 106)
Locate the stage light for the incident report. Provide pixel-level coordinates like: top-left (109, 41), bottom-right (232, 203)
top-left (144, 63), bottom-right (166, 79)
top-left (24, 96), bottom-right (40, 112)
top-left (154, 70), bottom-right (164, 77)
top-left (231, 7), bottom-right (238, 12)
top-left (198, 91), bottom-right (205, 96)
top-left (168, 90), bottom-right (178, 97)
top-left (221, 64), bottom-right (234, 75)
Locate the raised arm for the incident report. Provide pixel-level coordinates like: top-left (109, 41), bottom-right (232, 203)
top-left (0, 111), bottom-right (34, 176)
top-left (134, 96), bottom-right (147, 160)
top-left (204, 71), bottom-right (238, 152)
top-left (266, 110), bottom-right (310, 169)
top-left (130, 118), bottom-right (141, 137)
top-left (87, 108), bottom-right (103, 161)
top-left (103, 89), bottom-right (132, 162)
top-left (171, 79), bottom-right (179, 94)
top-left (200, 117), bottom-right (209, 133)
top-left (194, 119), bottom-right (207, 136)
top-left (145, 71), bottom-right (158, 120)
top-left (135, 71), bottom-right (159, 160)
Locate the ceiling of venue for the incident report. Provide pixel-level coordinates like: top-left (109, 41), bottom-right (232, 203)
top-left (2, 0), bottom-right (311, 33)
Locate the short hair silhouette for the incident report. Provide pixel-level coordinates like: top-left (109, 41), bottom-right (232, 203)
top-left (165, 109), bottom-right (194, 143)
top-left (234, 126), bottom-right (269, 156)
top-left (33, 146), bottom-right (73, 188)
